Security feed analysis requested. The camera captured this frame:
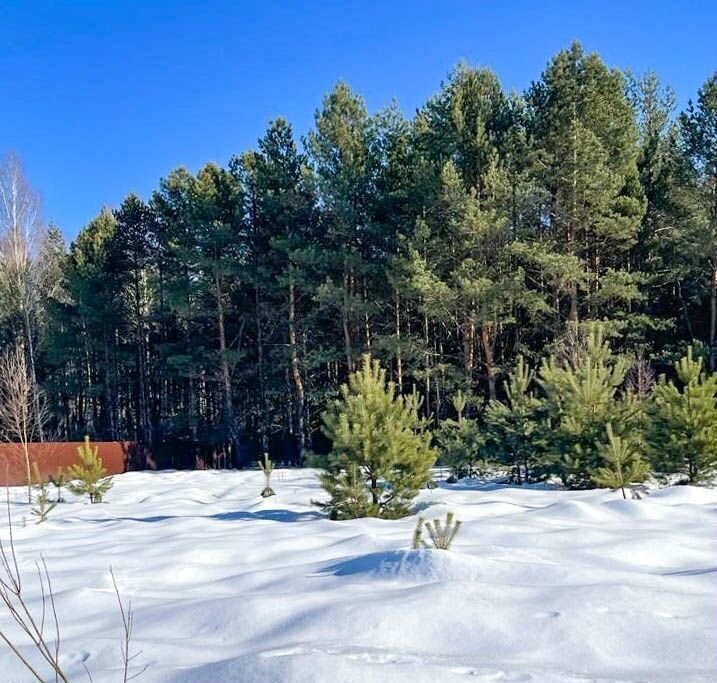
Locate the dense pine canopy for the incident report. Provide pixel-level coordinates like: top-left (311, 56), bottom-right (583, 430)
top-left (1, 43), bottom-right (716, 467)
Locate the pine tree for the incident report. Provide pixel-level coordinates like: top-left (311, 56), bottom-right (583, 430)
top-left (537, 325), bottom-right (632, 487)
top-left (318, 355), bottom-right (437, 519)
top-left (111, 194), bottom-right (156, 444)
top-left (30, 463), bottom-right (57, 523)
top-left (66, 436), bottom-right (113, 503)
top-left (436, 391), bottom-right (485, 480)
top-left (308, 82), bottom-right (377, 375)
top-left (250, 119), bottom-right (318, 460)
top-left (50, 208), bottom-right (123, 440)
top-left (679, 73), bottom-right (717, 370)
top-left (647, 347), bottom-right (717, 482)
top-left (594, 423), bottom-right (650, 498)
top-left (484, 356), bottom-right (549, 483)
top-left (319, 463), bottom-right (373, 519)
top-left (523, 43), bottom-right (645, 331)
top-left (407, 67), bottom-right (542, 399)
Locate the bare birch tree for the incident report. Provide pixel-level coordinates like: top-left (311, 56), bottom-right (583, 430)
top-left (0, 344), bottom-right (49, 502)
top-left (0, 152), bottom-right (47, 440)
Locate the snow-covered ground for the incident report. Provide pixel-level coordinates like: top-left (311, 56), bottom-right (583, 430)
top-left (1, 469), bottom-right (715, 683)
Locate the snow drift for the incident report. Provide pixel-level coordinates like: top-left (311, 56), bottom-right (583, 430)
top-left (1, 469), bottom-right (715, 682)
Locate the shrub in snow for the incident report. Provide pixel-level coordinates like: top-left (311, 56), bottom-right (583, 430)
top-left (259, 452), bottom-right (276, 497)
top-left (30, 463), bottom-right (57, 524)
top-left (412, 512), bottom-right (462, 550)
top-left (318, 355), bottom-right (437, 519)
top-left (66, 436), bottom-right (113, 503)
top-left (594, 423), bottom-right (649, 499)
top-left (647, 347), bottom-right (717, 483)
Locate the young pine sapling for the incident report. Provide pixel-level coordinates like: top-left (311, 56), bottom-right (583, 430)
top-left (259, 453), bottom-right (276, 498)
top-left (594, 423), bottom-right (649, 499)
top-left (412, 512), bottom-right (462, 550)
top-left (48, 468), bottom-right (67, 503)
top-left (30, 463), bottom-right (57, 524)
top-left (66, 436), bottom-right (113, 503)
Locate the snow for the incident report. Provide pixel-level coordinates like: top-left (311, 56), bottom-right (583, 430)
top-left (1, 469), bottom-right (715, 683)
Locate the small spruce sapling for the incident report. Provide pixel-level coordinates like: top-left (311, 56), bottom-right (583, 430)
top-left (594, 423), bottom-right (649, 499)
top-left (259, 453), bottom-right (276, 498)
top-left (30, 463), bottom-right (57, 524)
top-left (412, 512), bottom-right (462, 550)
top-left (66, 436), bottom-right (113, 503)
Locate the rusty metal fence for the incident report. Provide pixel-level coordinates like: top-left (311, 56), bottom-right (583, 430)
top-left (0, 442), bottom-right (133, 487)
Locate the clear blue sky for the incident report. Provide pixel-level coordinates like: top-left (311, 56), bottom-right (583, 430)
top-left (2, 0), bottom-right (716, 240)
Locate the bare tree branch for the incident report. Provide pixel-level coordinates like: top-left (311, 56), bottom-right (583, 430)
top-left (0, 491), bottom-right (146, 682)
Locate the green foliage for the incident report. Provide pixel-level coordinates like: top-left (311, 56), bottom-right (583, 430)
top-left (537, 326), bottom-right (634, 487)
top-left (30, 464), bottom-right (57, 524)
top-left (318, 355), bottom-right (437, 519)
top-left (524, 43), bottom-right (644, 328)
top-left (436, 391), bottom-right (485, 479)
top-left (647, 348), bottom-right (717, 482)
top-left (594, 423), bottom-right (650, 498)
top-left (66, 436), bottom-right (113, 503)
top-left (484, 356), bottom-right (549, 483)
top-left (259, 452), bottom-right (276, 498)
top-left (413, 512), bottom-right (463, 550)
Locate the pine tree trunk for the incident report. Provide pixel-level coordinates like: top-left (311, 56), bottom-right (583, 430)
top-left (676, 279), bottom-right (695, 341)
top-left (463, 316), bottom-right (475, 379)
top-left (157, 267), bottom-right (168, 446)
top-left (710, 264), bottom-right (717, 372)
top-left (363, 276), bottom-right (371, 352)
top-left (481, 322), bottom-right (497, 400)
top-left (342, 268), bottom-right (353, 373)
top-left (568, 104), bottom-right (579, 325)
top-left (256, 285), bottom-right (268, 452)
top-left (22, 303), bottom-right (44, 441)
top-left (133, 269), bottom-right (150, 444)
top-left (288, 274), bottom-right (305, 459)
top-left (568, 283), bottom-right (579, 323)
top-left (394, 292), bottom-right (403, 393)
top-left (424, 312), bottom-right (431, 419)
top-left (103, 334), bottom-right (117, 440)
top-left (81, 319), bottom-right (95, 435)
top-left (215, 271), bottom-right (232, 418)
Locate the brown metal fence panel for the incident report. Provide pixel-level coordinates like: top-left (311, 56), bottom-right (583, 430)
top-left (0, 442), bottom-right (131, 487)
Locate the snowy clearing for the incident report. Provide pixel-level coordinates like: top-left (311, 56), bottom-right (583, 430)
top-left (1, 470), bottom-right (716, 683)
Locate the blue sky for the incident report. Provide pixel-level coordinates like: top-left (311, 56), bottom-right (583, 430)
top-left (2, 0), bottom-right (716, 240)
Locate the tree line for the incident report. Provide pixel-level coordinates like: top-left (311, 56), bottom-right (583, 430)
top-left (1, 42), bottom-right (715, 466)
